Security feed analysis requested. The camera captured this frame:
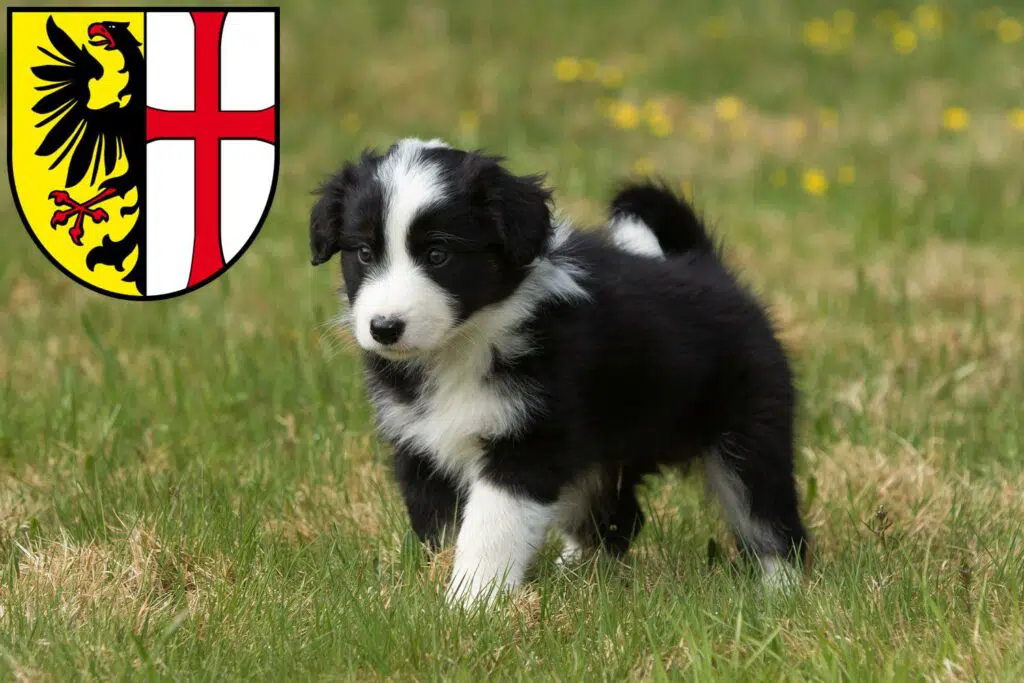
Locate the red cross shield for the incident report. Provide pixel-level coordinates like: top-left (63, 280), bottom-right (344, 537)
top-left (7, 7), bottom-right (279, 300)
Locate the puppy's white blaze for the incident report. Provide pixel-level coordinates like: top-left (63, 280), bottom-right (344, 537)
top-left (377, 151), bottom-right (446, 259)
top-left (608, 215), bottom-right (665, 258)
top-left (352, 141), bottom-right (454, 352)
top-left (447, 479), bottom-right (554, 606)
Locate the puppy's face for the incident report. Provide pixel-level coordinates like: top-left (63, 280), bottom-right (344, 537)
top-left (309, 139), bottom-right (552, 360)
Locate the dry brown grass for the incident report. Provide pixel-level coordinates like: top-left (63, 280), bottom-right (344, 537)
top-left (804, 437), bottom-right (1024, 550)
top-left (2, 526), bottom-right (233, 633)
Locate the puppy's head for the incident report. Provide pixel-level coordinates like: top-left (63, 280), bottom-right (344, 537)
top-left (310, 138), bottom-right (552, 360)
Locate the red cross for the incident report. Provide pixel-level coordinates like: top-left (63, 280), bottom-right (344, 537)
top-left (146, 11), bottom-right (276, 288)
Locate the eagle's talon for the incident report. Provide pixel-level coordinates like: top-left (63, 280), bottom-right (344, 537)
top-left (51, 210), bottom-right (71, 228)
top-left (48, 190), bottom-right (72, 206)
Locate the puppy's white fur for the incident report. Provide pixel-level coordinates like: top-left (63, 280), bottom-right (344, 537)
top-left (446, 479), bottom-right (554, 606)
top-left (353, 140), bottom-right (454, 357)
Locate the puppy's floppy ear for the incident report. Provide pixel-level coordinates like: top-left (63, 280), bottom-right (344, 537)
top-left (309, 188), bottom-right (341, 266)
top-left (309, 150), bottom-right (378, 266)
top-left (466, 155), bottom-right (553, 269)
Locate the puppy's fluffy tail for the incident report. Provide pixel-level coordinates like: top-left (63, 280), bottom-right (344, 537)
top-left (607, 181), bottom-right (716, 259)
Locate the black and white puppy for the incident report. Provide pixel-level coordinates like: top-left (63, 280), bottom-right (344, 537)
top-left (309, 138), bottom-right (809, 606)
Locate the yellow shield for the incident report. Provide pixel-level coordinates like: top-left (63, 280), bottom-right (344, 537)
top-left (9, 10), bottom-right (145, 298)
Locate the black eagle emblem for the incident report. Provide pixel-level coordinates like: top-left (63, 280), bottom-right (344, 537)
top-left (32, 16), bottom-right (146, 289)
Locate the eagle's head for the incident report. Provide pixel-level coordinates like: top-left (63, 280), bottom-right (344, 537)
top-left (87, 21), bottom-right (140, 52)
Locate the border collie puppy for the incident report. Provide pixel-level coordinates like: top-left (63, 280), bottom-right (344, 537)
top-left (309, 138), bottom-right (809, 607)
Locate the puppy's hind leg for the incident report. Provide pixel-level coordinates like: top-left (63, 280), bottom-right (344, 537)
top-left (704, 440), bottom-right (809, 591)
top-left (555, 466), bottom-right (646, 566)
top-left (552, 469), bottom-right (604, 566)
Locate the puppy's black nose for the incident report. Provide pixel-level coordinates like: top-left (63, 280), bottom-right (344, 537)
top-left (369, 316), bottom-right (406, 345)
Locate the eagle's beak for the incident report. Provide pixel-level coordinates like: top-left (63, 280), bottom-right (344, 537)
top-left (87, 24), bottom-right (116, 50)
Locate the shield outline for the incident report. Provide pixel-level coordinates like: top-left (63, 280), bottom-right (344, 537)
top-left (5, 5), bottom-right (282, 302)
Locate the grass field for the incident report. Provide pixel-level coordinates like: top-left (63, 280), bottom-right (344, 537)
top-left (2, 0), bottom-right (1024, 679)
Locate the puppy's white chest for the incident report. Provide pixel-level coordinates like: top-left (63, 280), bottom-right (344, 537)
top-left (374, 366), bottom-right (532, 483)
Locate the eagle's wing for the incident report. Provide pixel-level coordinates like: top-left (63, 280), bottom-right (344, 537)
top-left (31, 16), bottom-right (127, 188)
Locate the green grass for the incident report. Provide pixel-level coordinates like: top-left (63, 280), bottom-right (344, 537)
top-left (2, 0), bottom-right (1024, 679)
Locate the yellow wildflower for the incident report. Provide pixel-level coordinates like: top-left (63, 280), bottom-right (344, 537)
top-left (554, 57), bottom-right (581, 82)
top-left (837, 165), bottom-right (856, 184)
top-left (942, 107), bottom-right (969, 131)
top-left (804, 19), bottom-right (832, 48)
top-left (892, 24), bottom-right (918, 53)
top-left (714, 96), bottom-right (743, 121)
top-left (997, 18), bottom-right (1022, 43)
top-left (609, 101), bottom-right (640, 130)
top-left (633, 157), bottom-right (655, 176)
top-left (802, 169), bottom-right (829, 195)
top-left (1010, 108), bottom-right (1024, 131)
top-left (643, 100), bottom-right (673, 136)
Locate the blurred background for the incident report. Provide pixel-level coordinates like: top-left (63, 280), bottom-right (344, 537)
top-left (2, 0), bottom-right (1023, 679)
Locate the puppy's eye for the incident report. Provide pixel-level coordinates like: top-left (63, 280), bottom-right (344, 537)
top-left (426, 246), bottom-right (449, 267)
top-left (357, 246), bottom-right (374, 265)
